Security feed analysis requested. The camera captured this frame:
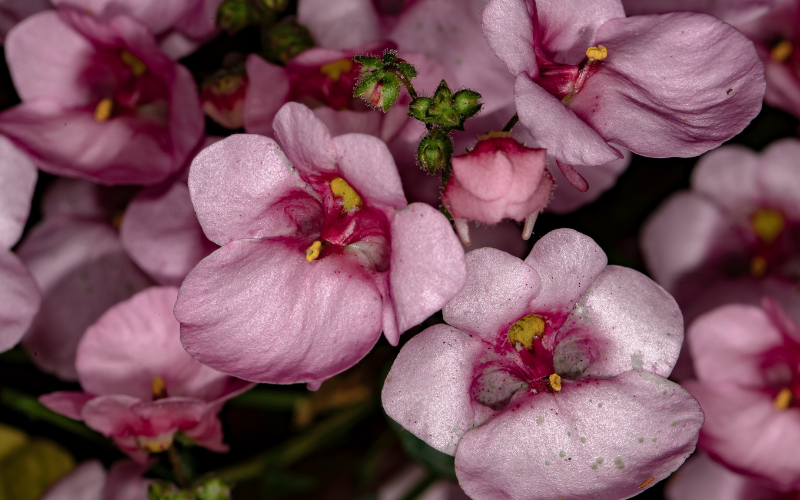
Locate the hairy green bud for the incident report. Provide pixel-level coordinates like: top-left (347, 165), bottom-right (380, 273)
top-left (418, 131), bottom-right (453, 174)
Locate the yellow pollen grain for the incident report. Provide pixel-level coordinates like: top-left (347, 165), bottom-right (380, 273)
top-left (586, 45), bottom-right (608, 61)
top-left (751, 208), bottom-right (785, 244)
top-left (151, 376), bottom-right (166, 399)
top-left (320, 59), bottom-right (353, 82)
top-left (121, 50), bottom-right (147, 77)
top-left (94, 98), bottom-right (113, 122)
top-left (330, 177), bottom-right (363, 212)
top-left (508, 314), bottom-right (546, 351)
top-left (774, 387), bottom-right (794, 410)
top-left (750, 256), bottom-right (768, 277)
top-left (143, 441), bottom-right (166, 453)
top-left (549, 373), bottom-right (562, 392)
top-left (306, 240), bottom-right (322, 262)
top-left (772, 40), bottom-right (794, 62)
top-left (638, 477), bottom-right (655, 489)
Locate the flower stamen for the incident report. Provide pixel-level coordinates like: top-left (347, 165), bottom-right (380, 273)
top-left (771, 40), bottom-right (794, 62)
top-left (508, 314), bottom-right (546, 351)
top-left (121, 50), bottom-right (147, 77)
top-left (306, 240), bottom-right (322, 262)
top-left (751, 208), bottom-right (785, 244)
top-left (330, 177), bottom-right (363, 212)
top-left (585, 45), bottom-right (608, 62)
top-left (774, 387), bottom-right (794, 410)
top-left (151, 376), bottom-right (167, 400)
top-left (94, 98), bottom-right (114, 122)
top-left (548, 373), bottom-right (562, 391)
top-left (320, 59), bottom-right (353, 82)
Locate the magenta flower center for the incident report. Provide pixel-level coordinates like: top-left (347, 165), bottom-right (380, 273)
top-left (289, 58), bottom-right (368, 111)
top-left (535, 46), bottom-right (607, 104)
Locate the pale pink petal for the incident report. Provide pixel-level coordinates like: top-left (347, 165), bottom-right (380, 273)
top-left (130, 398), bottom-right (208, 434)
top-left (312, 107), bottom-right (381, 138)
top-left (685, 381), bottom-right (800, 490)
top-left (77, 287), bottom-right (230, 401)
top-left (5, 11), bottom-right (95, 107)
top-left (640, 191), bottom-right (727, 291)
top-left (687, 305), bottom-right (784, 388)
top-left (188, 134), bottom-right (321, 246)
top-left (571, 12), bottom-right (765, 159)
top-left (389, 203), bottom-right (466, 335)
top-left (272, 102), bottom-right (338, 176)
top-left (40, 460), bottom-right (106, 500)
top-left (0, 135), bottom-right (36, 249)
top-left (544, 147), bottom-right (631, 214)
top-left (382, 324), bottom-right (496, 455)
top-left (535, 0), bottom-right (625, 64)
top-left (41, 178), bottom-right (136, 220)
top-left (172, 0), bottom-right (223, 39)
top-left (665, 452), bottom-right (783, 500)
top-left (0, 250), bottom-right (39, 352)
top-left (52, 0), bottom-right (194, 34)
top-left (762, 57), bottom-right (800, 119)
top-left (621, 0), bottom-right (776, 25)
top-left (758, 138), bottom-right (800, 219)
top-left (18, 217), bottom-right (151, 380)
top-left (333, 133), bottom-right (407, 209)
top-left (556, 265), bottom-right (683, 379)
top-left (515, 74), bottom-right (622, 166)
top-left (81, 394), bottom-right (140, 436)
top-left (481, 0), bottom-right (537, 77)
top-left (524, 228), bottom-right (607, 323)
top-left (297, 0), bottom-right (382, 50)
top-left (103, 460), bottom-right (151, 500)
top-left (120, 181), bottom-right (216, 286)
top-left (0, 0), bottom-right (51, 43)
top-left (443, 247), bottom-right (540, 341)
top-left (176, 239), bottom-right (383, 384)
top-left (39, 391), bottom-right (94, 420)
top-left (691, 144), bottom-right (762, 214)
top-left (242, 54), bottom-right (290, 137)
top-left (455, 370), bottom-right (703, 500)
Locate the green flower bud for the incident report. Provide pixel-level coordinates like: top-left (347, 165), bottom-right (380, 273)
top-left (382, 51), bottom-right (398, 65)
top-left (216, 0), bottom-right (256, 34)
top-left (260, 0), bottom-right (289, 11)
top-left (195, 478), bottom-right (232, 500)
top-left (262, 20), bottom-right (315, 65)
top-left (453, 89), bottom-right (482, 120)
top-left (408, 97), bottom-right (432, 121)
top-left (431, 80), bottom-right (452, 107)
top-left (353, 55), bottom-right (382, 70)
top-left (418, 131), bottom-right (453, 174)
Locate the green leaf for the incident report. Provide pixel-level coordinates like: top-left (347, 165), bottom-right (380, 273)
top-left (386, 418), bottom-right (456, 481)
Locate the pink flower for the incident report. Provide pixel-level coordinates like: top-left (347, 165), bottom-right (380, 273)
top-left (0, 0), bottom-right (51, 42)
top-left (40, 460), bottom-right (150, 500)
top-left (120, 137), bottom-right (220, 287)
top-left (201, 73), bottom-right (248, 130)
top-left (382, 228), bottom-right (703, 500)
top-left (665, 452), bottom-right (796, 500)
top-left (174, 103), bottom-right (466, 389)
top-left (40, 286), bottom-right (251, 462)
top-left (379, 466), bottom-right (469, 500)
top-left (18, 178), bottom-right (151, 380)
top-left (682, 298), bottom-right (800, 490)
top-left (482, 0), bottom-right (765, 177)
top-left (243, 43), bottom-right (444, 141)
top-left (441, 134), bottom-right (553, 242)
top-left (0, 9), bottom-right (204, 185)
top-left (0, 135), bottom-right (39, 353)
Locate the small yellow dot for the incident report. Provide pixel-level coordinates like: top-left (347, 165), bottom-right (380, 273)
top-left (585, 45), bottom-right (608, 61)
top-left (774, 387), bottom-right (794, 410)
top-left (94, 98), bottom-right (113, 122)
top-left (306, 241), bottom-right (322, 262)
top-left (771, 40), bottom-right (794, 62)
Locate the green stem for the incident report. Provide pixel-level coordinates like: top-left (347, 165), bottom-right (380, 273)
top-left (0, 387), bottom-right (106, 445)
top-left (228, 388), bottom-right (306, 412)
top-left (215, 401), bottom-right (375, 483)
top-left (502, 113), bottom-right (519, 132)
top-left (167, 445), bottom-right (190, 488)
top-left (389, 68), bottom-right (418, 99)
top-left (399, 472), bottom-right (437, 500)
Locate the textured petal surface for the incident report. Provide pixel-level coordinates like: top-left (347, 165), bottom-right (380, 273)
top-left (524, 228), bottom-right (607, 322)
top-left (121, 181), bottom-right (216, 286)
top-left (758, 138), bottom-right (800, 219)
top-left (176, 239), bottom-right (383, 384)
top-left (188, 134), bottom-right (319, 246)
top-left (515, 74), bottom-right (622, 166)
top-left (40, 460), bottom-right (106, 500)
top-left (691, 144), bottom-right (762, 214)
top-left (389, 203), bottom-right (466, 335)
top-left (77, 287), bottom-right (230, 401)
top-left (382, 324), bottom-right (495, 455)
top-left (664, 452), bottom-right (783, 500)
top-left (273, 102), bottom-right (338, 177)
top-left (444, 247), bottom-right (540, 341)
top-left (640, 191), bottom-right (726, 291)
top-left (481, 0), bottom-right (537, 77)
top-left (570, 12), bottom-right (765, 158)
top-left (622, 0), bottom-right (776, 25)
top-left (0, 136), bottom-right (36, 249)
top-left (685, 381), bottom-right (800, 490)
top-left (455, 370), bottom-right (703, 500)
top-left (535, 0), bottom-right (625, 64)
top-left (555, 265), bottom-right (683, 380)
top-left (18, 217), bottom-right (151, 380)
top-left (0, 249), bottom-right (39, 352)
top-left (333, 133), bottom-right (407, 210)
top-left (39, 391), bottom-right (94, 421)
top-left (52, 0), bottom-right (194, 34)
top-left (242, 55), bottom-right (290, 137)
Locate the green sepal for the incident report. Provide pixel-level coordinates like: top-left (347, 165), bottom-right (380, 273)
top-left (377, 74), bottom-right (401, 111)
top-left (417, 130), bottom-right (453, 174)
top-left (382, 51), bottom-right (398, 65)
top-left (431, 80), bottom-right (452, 107)
top-left (397, 61), bottom-right (418, 80)
top-left (453, 89), bottom-right (483, 120)
top-left (353, 70), bottom-right (384, 97)
top-left (408, 97), bottom-right (432, 121)
top-left (438, 108), bottom-right (461, 130)
top-left (353, 55), bottom-right (382, 69)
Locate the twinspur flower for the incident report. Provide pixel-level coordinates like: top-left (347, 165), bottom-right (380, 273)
top-left (174, 102), bottom-right (466, 389)
top-left (382, 229), bottom-right (703, 500)
top-left (40, 287), bottom-right (252, 462)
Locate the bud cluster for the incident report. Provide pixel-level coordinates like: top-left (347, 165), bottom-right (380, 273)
top-left (148, 478), bottom-right (232, 500)
top-left (353, 51), bottom-right (417, 112)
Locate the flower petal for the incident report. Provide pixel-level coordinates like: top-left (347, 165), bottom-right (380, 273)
top-left (0, 136), bottom-right (36, 249)
top-left (455, 370), bottom-right (703, 500)
top-left (334, 133), bottom-right (407, 210)
top-left (272, 102), bottom-right (338, 177)
top-left (39, 391), bottom-right (94, 421)
top-left (40, 460), bottom-right (106, 500)
top-left (758, 138), bottom-right (800, 219)
top-left (0, 250), bottom-right (39, 352)
top-left (481, 0), bottom-right (537, 77)
top-left (691, 144), bottom-right (762, 214)
top-left (535, 0), bottom-right (625, 64)
top-left (176, 239), bottom-right (383, 384)
top-left (242, 54), bottom-right (291, 137)
top-left (52, 0), bottom-right (195, 35)
top-left (382, 324), bottom-right (496, 455)
top-left (664, 452), bottom-right (778, 500)
top-left (297, 0), bottom-right (382, 51)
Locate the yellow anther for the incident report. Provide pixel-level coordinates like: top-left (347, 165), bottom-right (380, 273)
top-left (771, 40), bottom-right (794, 62)
top-left (750, 256), bottom-right (768, 277)
top-left (151, 376), bottom-right (166, 399)
top-left (774, 387), bottom-right (794, 410)
top-left (320, 59), bottom-right (354, 82)
top-left (585, 45), bottom-right (608, 61)
top-left (138, 434), bottom-right (173, 453)
top-left (638, 477), bottom-right (655, 489)
top-left (549, 373), bottom-right (562, 392)
top-left (121, 50), bottom-right (147, 77)
top-left (330, 177), bottom-right (363, 212)
top-left (751, 208), bottom-right (785, 244)
top-left (477, 130), bottom-right (513, 142)
top-left (94, 98), bottom-right (114, 122)
top-left (508, 314), bottom-right (546, 351)
top-left (306, 240), bottom-right (322, 262)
